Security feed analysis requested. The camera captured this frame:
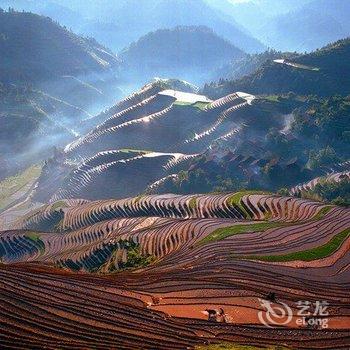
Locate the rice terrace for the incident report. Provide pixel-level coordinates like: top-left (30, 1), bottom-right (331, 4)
top-left (0, 0), bottom-right (349, 349)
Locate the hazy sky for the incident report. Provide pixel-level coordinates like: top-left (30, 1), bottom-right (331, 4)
top-left (228, 0), bottom-right (251, 3)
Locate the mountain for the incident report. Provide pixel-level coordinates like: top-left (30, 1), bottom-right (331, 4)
top-left (4, 0), bottom-right (264, 53)
top-left (0, 9), bottom-right (122, 113)
top-left (0, 2), bottom-right (349, 350)
top-left (0, 83), bottom-right (87, 179)
top-left (207, 0), bottom-right (314, 23)
top-left (3, 80), bottom-right (254, 202)
top-left (0, 9), bottom-right (122, 178)
top-left (203, 38), bottom-right (350, 98)
top-left (9, 77), bottom-right (346, 204)
top-left (154, 95), bottom-right (350, 195)
top-left (0, 81), bottom-right (349, 350)
top-left (114, 0), bottom-right (265, 53)
top-left (205, 0), bottom-right (314, 40)
top-left (212, 49), bottom-right (293, 82)
top-left (236, 0), bottom-right (313, 16)
top-left (205, 0), bottom-right (269, 35)
top-left (305, 0), bottom-right (350, 33)
top-left (259, 8), bottom-right (347, 52)
top-left (0, 0), bottom-right (126, 58)
top-left (0, 0), bottom-right (83, 30)
top-left (207, 0), bottom-right (350, 53)
top-left (247, 0), bottom-right (350, 53)
top-left (0, 10), bottom-right (119, 83)
top-left (1, 190), bottom-right (349, 349)
top-left (119, 26), bottom-right (245, 85)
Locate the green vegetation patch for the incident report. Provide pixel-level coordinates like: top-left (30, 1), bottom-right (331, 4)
top-left (103, 240), bottom-right (156, 273)
top-left (189, 197), bottom-right (197, 210)
top-left (192, 101), bottom-right (210, 110)
top-left (0, 164), bottom-right (42, 212)
top-left (227, 190), bottom-right (270, 219)
top-left (259, 94), bottom-right (306, 109)
top-left (173, 101), bottom-right (192, 107)
top-left (50, 200), bottom-right (69, 211)
top-left (25, 231), bottom-right (41, 241)
top-left (312, 206), bottom-right (333, 220)
top-left (53, 218), bottom-right (64, 232)
top-left (195, 343), bottom-right (291, 350)
top-left (119, 148), bottom-right (151, 154)
top-left (25, 232), bottom-right (45, 254)
top-left (123, 244), bottom-right (156, 270)
top-left (300, 177), bottom-right (350, 207)
top-left (263, 95), bottom-right (281, 103)
top-left (134, 195), bottom-right (145, 203)
top-left (173, 100), bottom-right (209, 111)
top-left (240, 228), bottom-right (350, 262)
top-left (199, 221), bottom-right (283, 246)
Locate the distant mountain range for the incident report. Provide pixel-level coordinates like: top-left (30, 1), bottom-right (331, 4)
top-left (259, 5), bottom-right (348, 52)
top-left (0, 0), bottom-right (265, 53)
top-left (119, 26), bottom-right (245, 85)
top-left (3, 0), bottom-right (350, 54)
top-left (208, 0), bottom-right (350, 53)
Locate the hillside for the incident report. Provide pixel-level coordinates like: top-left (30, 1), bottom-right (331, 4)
top-left (0, 0), bottom-right (85, 30)
top-left (203, 38), bottom-right (350, 98)
top-left (3, 79), bottom-right (344, 206)
top-left (125, 0), bottom-right (264, 53)
top-left (307, 0), bottom-right (350, 33)
top-left (291, 170), bottom-right (350, 206)
top-left (258, 0), bottom-right (350, 52)
top-left (0, 10), bottom-right (122, 113)
top-left (83, 0), bottom-right (265, 53)
top-left (1, 191), bottom-right (349, 348)
top-left (155, 94), bottom-right (350, 195)
top-left (0, 10), bottom-right (119, 83)
top-left (0, 83), bottom-right (79, 178)
top-left (0, 9), bottom-right (123, 178)
top-left (212, 49), bottom-right (293, 82)
top-left (0, 8), bottom-right (125, 108)
top-left (119, 26), bottom-right (245, 85)
top-left (23, 81), bottom-right (258, 202)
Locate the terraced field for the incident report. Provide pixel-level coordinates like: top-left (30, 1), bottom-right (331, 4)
top-left (1, 191), bottom-right (349, 349)
top-left (64, 90), bottom-right (248, 159)
top-left (0, 165), bottom-right (42, 213)
top-left (291, 171), bottom-right (350, 196)
top-left (1, 81), bottom-right (348, 349)
top-left (21, 81), bottom-right (257, 203)
top-left (0, 165), bottom-right (44, 230)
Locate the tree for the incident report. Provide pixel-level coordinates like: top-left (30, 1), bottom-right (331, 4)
top-left (308, 146), bottom-right (339, 170)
